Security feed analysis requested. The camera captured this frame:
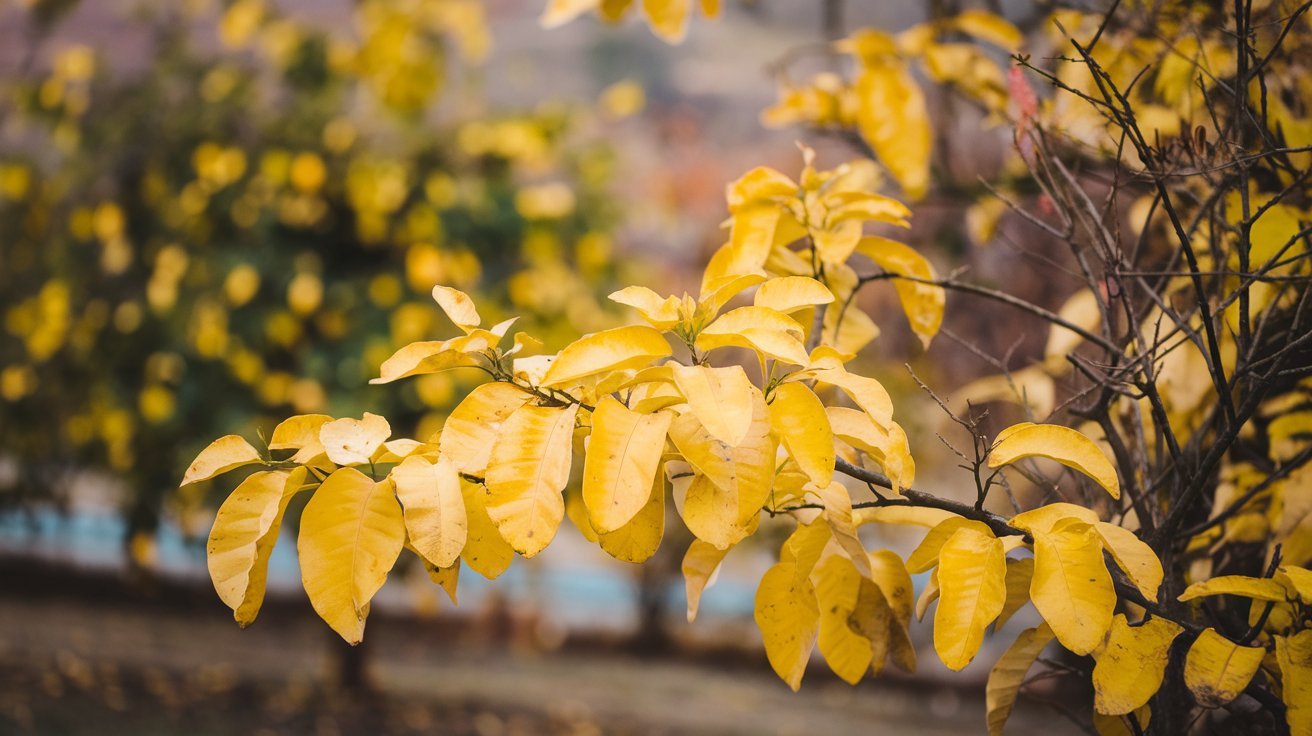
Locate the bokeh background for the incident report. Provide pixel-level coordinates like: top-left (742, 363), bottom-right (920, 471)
top-left (0, 1), bottom-right (1085, 733)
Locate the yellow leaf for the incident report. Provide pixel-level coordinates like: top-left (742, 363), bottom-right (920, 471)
top-left (781, 519), bottom-right (832, 585)
top-left (420, 556), bottom-right (459, 604)
top-left (813, 482), bottom-right (871, 580)
top-left (598, 466), bottom-right (665, 563)
top-left (680, 473), bottom-right (753, 549)
top-left (683, 538), bottom-right (729, 622)
top-left (642, 0), bottom-right (691, 43)
top-left (854, 236), bottom-right (944, 348)
top-left (431, 285), bottom-right (481, 333)
top-left (438, 381), bottom-right (533, 475)
top-left (392, 456), bottom-right (467, 569)
top-left (824, 191), bottom-right (911, 229)
top-left (1094, 522), bottom-right (1163, 603)
top-left (207, 468), bottom-right (306, 624)
top-left (853, 60), bottom-right (930, 199)
top-left (297, 468), bottom-right (405, 644)
top-left (541, 0), bottom-right (599, 28)
top-left (724, 208), bottom-right (779, 279)
top-left (700, 272), bottom-right (767, 318)
top-left (952, 9), bottom-right (1023, 50)
top-left (370, 333), bottom-right (490, 384)
top-left (996, 557), bottom-right (1034, 629)
top-left (986, 624), bottom-right (1055, 736)
top-left (726, 165), bottom-right (797, 210)
top-left (182, 434), bottom-right (262, 486)
top-left (753, 276), bottom-right (834, 315)
top-left (541, 325), bottom-right (672, 387)
top-left (319, 413), bottom-right (391, 466)
top-left (667, 389), bottom-right (775, 544)
top-left (696, 306), bottom-right (809, 366)
top-left (826, 406), bottom-right (915, 490)
top-left (1184, 628), bottom-right (1265, 708)
top-left (609, 285), bottom-right (681, 329)
top-left (1093, 707), bottom-right (1152, 736)
top-left (906, 517), bottom-right (991, 573)
top-left (854, 504), bottom-right (958, 529)
top-left (1092, 615), bottom-right (1182, 715)
top-left (1031, 519), bottom-right (1115, 655)
top-left (269, 414), bottom-right (332, 464)
top-left (459, 478), bottom-right (515, 579)
top-left (989, 423), bottom-right (1121, 500)
top-left (769, 383), bottom-right (835, 486)
top-left (814, 554), bottom-right (874, 685)
top-left (1009, 502), bottom-right (1099, 535)
top-left (583, 397), bottom-right (673, 533)
top-left (670, 363), bottom-right (754, 447)
top-left (1178, 574), bottom-right (1292, 603)
top-left (755, 561), bottom-right (820, 691)
top-left (934, 524), bottom-right (1007, 670)
top-left (916, 567), bottom-right (940, 622)
top-left (1276, 630), bottom-right (1312, 734)
top-left (1278, 566), bottom-right (1312, 604)
top-left (808, 350), bottom-right (894, 429)
top-left (485, 403), bottom-right (580, 557)
top-left (869, 548), bottom-right (917, 672)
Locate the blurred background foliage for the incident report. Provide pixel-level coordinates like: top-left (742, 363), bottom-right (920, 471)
top-left (0, 0), bottom-right (641, 555)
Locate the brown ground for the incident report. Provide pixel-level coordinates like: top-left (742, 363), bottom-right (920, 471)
top-left (0, 559), bottom-right (1081, 735)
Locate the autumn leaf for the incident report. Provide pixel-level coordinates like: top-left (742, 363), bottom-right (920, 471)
top-left (182, 435), bottom-right (263, 486)
top-left (755, 561), bottom-right (820, 691)
top-left (485, 402), bottom-right (580, 557)
top-left (297, 468), bottom-right (405, 644)
top-left (934, 524), bottom-right (1007, 670)
top-left (989, 423), bottom-right (1120, 499)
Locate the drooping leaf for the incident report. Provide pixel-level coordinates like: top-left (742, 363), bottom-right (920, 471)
top-left (814, 554), bottom-right (875, 685)
top-left (1094, 522), bottom-right (1163, 603)
top-left (459, 478), bottom-right (515, 580)
top-left (392, 456), bottom-right (467, 569)
top-left (854, 236), bottom-right (944, 348)
top-left (541, 325), bottom-right (672, 387)
top-left (438, 381), bottom-right (533, 475)
top-left (597, 463), bottom-right (666, 563)
top-left (582, 397), bottom-right (673, 533)
top-left (1276, 630), bottom-right (1312, 735)
top-left (1030, 519), bottom-right (1115, 655)
top-left (906, 517), bottom-right (990, 573)
top-left (207, 468), bottom-right (306, 625)
top-left (182, 435), bottom-right (263, 486)
top-left (769, 382), bottom-right (835, 486)
top-left (297, 468), bottom-right (405, 644)
top-left (1092, 615), bottom-right (1182, 716)
top-left (670, 363), bottom-right (754, 447)
top-left (934, 525), bottom-right (1007, 670)
top-left (755, 561), bottom-right (820, 691)
top-left (1183, 628), bottom-right (1265, 708)
top-left (986, 624), bottom-right (1055, 736)
top-left (996, 557), bottom-right (1034, 630)
top-left (683, 538), bottom-right (729, 622)
top-left (989, 423), bottom-right (1120, 500)
top-left (485, 403), bottom-right (580, 557)
top-left (852, 59), bottom-right (931, 199)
